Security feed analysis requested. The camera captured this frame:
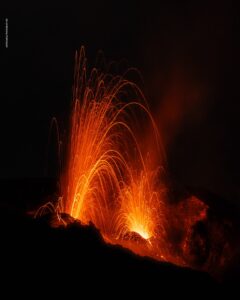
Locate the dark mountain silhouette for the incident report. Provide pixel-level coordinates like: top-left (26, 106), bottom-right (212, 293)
top-left (1, 178), bottom-right (239, 295)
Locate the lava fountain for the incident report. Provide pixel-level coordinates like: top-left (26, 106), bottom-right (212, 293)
top-left (59, 47), bottom-right (165, 250)
top-left (35, 47), bottom-right (239, 278)
top-left (116, 170), bottom-right (163, 240)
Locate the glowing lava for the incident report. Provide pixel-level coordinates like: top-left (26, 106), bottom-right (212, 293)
top-left (36, 47), bottom-right (236, 277)
top-left (60, 47), bottom-right (163, 243)
top-left (116, 171), bottom-right (163, 240)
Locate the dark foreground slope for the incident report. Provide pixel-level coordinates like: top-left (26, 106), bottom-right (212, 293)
top-left (1, 209), bottom-right (216, 292)
top-left (0, 179), bottom-right (239, 296)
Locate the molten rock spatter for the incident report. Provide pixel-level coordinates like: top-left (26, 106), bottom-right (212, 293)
top-left (37, 47), bottom-right (240, 280)
top-left (59, 47), bottom-right (167, 262)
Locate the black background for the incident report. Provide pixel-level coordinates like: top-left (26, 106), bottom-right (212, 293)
top-left (1, 1), bottom-right (239, 205)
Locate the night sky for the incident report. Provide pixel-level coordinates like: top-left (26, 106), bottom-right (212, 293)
top-left (1, 1), bottom-right (239, 204)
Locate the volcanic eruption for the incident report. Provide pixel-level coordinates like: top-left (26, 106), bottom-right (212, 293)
top-left (35, 47), bottom-right (240, 281)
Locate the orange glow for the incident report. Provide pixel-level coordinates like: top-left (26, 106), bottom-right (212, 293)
top-left (116, 171), bottom-right (163, 240)
top-left (38, 47), bottom-right (217, 272)
top-left (61, 47), bottom-right (163, 241)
